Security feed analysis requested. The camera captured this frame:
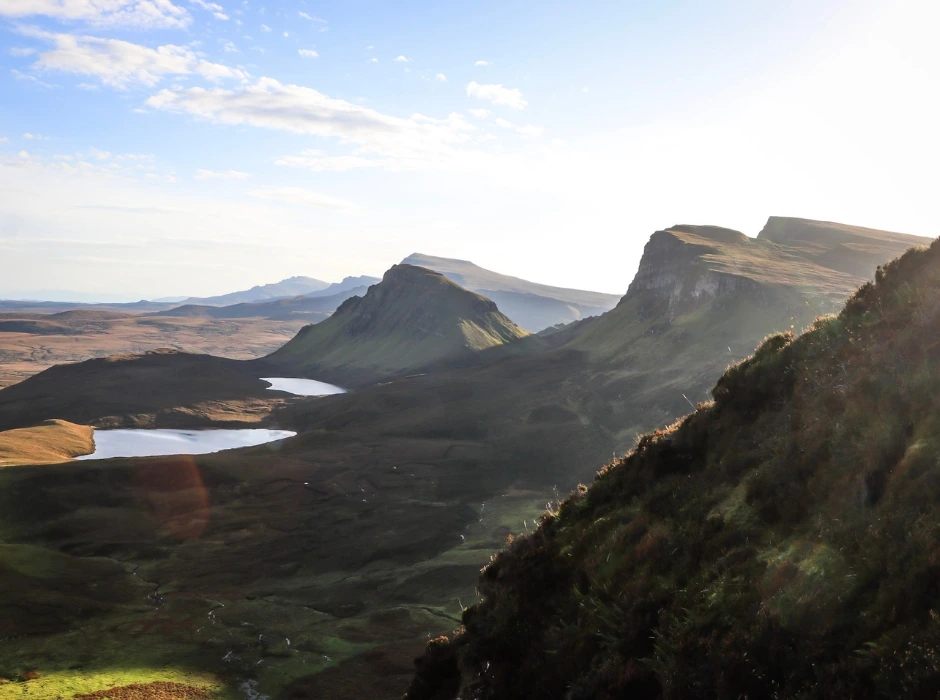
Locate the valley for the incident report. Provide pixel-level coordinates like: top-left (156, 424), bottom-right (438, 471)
top-left (0, 218), bottom-right (930, 699)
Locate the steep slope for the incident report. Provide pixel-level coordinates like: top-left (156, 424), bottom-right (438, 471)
top-left (402, 253), bottom-right (620, 331)
top-left (266, 264), bottom-right (529, 386)
top-left (180, 275), bottom-right (330, 306)
top-left (562, 219), bottom-right (929, 444)
top-left (153, 286), bottom-right (367, 321)
top-left (405, 237), bottom-right (940, 700)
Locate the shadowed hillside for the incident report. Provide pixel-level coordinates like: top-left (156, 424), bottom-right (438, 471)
top-left (0, 349), bottom-right (284, 430)
top-left (0, 218), bottom-right (927, 700)
top-left (405, 237), bottom-right (940, 700)
top-left (266, 264), bottom-right (530, 387)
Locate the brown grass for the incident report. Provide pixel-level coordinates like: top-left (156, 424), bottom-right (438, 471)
top-left (0, 419), bottom-right (94, 466)
top-left (71, 681), bottom-right (215, 699)
top-left (0, 312), bottom-right (307, 389)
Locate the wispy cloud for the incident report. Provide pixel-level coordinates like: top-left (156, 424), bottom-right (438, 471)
top-left (298, 48), bottom-right (318, 58)
top-left (494, 117), bottom-right (512, 128)
top-left (468, 108), bottom-right (490, 118)
top-left (9, 47), bottom-right (36, 57)
top-left (435, 73), bottom-right (447, 82)
top-left (474, 60), bottom-right (490, 67)
top-left (466, 80), bottom-right (527, 110)
top-left (194, 168), bottom-right (250, 180)
top-left (249, 187), bottom-right (356, 212)
top-left (146, 77), bottom-right (481, 171)
top-left (298, 11), bottom-right (326, 23)
top-left (394, 55), bottom-right (410, 63)
top-left (23, 132), bottom-right (49, 140)
top-left (0, 0), bottom-right (191, 29)
top-left (189, 0), bottom-right (228, 20)
top-left (20, 27), bottom-right (249, 88)
top-left (368, 57), bottom-right (378, 63)
top-left (260, 23), bottom-right (270, 31)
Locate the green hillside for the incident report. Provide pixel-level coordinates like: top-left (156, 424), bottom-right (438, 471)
top-left (405, 238), bottom-right (940, 699)
top-left (266, 264), bottom-right (529, 386)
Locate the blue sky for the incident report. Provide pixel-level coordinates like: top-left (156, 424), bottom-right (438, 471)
top-left (0, 0), bottom-right (938, 300)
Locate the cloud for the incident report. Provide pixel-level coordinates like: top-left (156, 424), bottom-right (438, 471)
top-left (0, 137), bottom-right (8, 142)
top-left (248, 187), bottom-right (356, 212)
top-left (190, 0), bottom-right (227, 20)
top-left (298, 48), bottom-right (318, 58)
top-left (367, 57), bottom-right (378, 63)
top-left (466, 81), bottom-right (527, 110)
top-left (282, 31), bottom-right (289, 38)
top-left (297, 11), bottom-right (326, 23)
top-left (516, 124), bottom-right (543, 138)
top-left (146, 77), bottom-right (480, 169)
top-left (394, 55), bottom-right (410, 63)
top-left (221, 39), bottom-right (237, 53)
top-left (89, 147), bottom-right (111, 159)
top-left (0, 0), bottom-right (191, 29)
top-left (365, 45), bottom-right (373, 50)
top-left (468, 108), bottom-right (490, 118)
top-left (10, 47), bottom-right (36, 57)
top-left (434, 73), bottom-right (446, 82)
top-left (11, 67), bottom-right (56, 88)
top-left (474, 60), bottom-right (490, 67)
top-left (21, 27), bottom-right (250, 88)
top-left (260, 23), bottom-right (270, 31)
top-left (23, 132), bottom-right (49, 140)
top-left (275, 149), bottom-right (386, 172)
top-left (494, 117), bottom-right (512, 128)
top-left (194, 168), bottom-right (250, 179)
top-left (77, 81), bottom-right (99, 90)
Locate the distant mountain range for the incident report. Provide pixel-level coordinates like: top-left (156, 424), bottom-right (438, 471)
top-left (402, 253), bottom-right (621, 331)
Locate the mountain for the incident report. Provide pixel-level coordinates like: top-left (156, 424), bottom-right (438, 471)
top-left (303, 275), bottom-right (380, 298)
top-left (405, 237), bottom-right (940, 700)
top-left (179, 275), bottom-right (330, 306)
top-left (558, 218), bottom-right (929, 443)
top-left (0, 217), bottom-right (927, 700)
top-left (265, 264), bottom-right (529, 386)
top-left (152, 286), bottom-right (368, 321)
top-left (401, 253), bottom-right (620, 331)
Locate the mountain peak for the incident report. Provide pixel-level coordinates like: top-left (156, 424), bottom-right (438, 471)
top-left (267, 264), bottom-right (527, 386)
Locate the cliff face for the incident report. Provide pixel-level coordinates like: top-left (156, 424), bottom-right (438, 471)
top-left (624, 227), bottom-right (770, 321)
top-left (405, 237), bottom-right (940, 700)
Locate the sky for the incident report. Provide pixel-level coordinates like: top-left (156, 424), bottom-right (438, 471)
top-left (0, 0), bottom-right (938, 301)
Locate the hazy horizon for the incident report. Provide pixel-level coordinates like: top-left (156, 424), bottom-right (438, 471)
top-left (1, 0), bottom-right (937, 299)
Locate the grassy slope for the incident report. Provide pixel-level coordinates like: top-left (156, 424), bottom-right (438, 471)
top-left (0, 220), bottom-right (926, 699)
top-left (267, 265), bottom-right (529, 387)
top-left (0, 420), bottom-right (94, 466)
top-left (405, 239), bottom-right (940, 699)
top-left (0, 349), bottom-right (288, 431)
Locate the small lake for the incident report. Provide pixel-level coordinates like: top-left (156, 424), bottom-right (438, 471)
top-left (76, 428), bottom-right (297, 460)
top-left (262, 377), bottom-right (347, 396)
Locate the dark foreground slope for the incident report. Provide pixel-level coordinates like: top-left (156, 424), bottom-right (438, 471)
top-left (406, 239), bottom-right (940, 699)
top-left (266, 264), bottom-right (529, 387)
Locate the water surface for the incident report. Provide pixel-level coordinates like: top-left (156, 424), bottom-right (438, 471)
top-left (262, 377), bottom-right (347, 396)
top-left (77, 428), bottom-right (297, 460)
